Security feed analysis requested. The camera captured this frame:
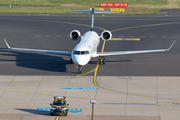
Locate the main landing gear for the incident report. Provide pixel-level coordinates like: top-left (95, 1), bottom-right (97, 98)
top-left (77, 65), bottom-right (83, 74)
top-left (75, 57), bottom-right (105, 74)
top-left (99, 57), bottom-right (105, 65)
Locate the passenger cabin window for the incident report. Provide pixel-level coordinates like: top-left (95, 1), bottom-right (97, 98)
top-left (73, 50), bottom-right (90, 55)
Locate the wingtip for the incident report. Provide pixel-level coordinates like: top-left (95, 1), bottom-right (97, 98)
top-left (4, 38), bottom-right (11, 49)
top-left (168, 40), bottom-right (176, 51)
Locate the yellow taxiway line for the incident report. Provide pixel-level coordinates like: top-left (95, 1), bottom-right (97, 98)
top-left (111, 38), bottom-right (140, 41)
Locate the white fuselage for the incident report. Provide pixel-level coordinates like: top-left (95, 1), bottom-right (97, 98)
top-left (71, 31), bottom-right (100, 66)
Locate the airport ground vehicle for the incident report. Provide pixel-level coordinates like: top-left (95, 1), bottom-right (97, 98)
top-left (50, 96), bottom-right (69, 116)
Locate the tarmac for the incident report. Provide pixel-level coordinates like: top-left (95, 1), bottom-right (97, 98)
top-left (0, 76), bottom-right (180, 120)
top-left (0, 14), bottom-right (179, 76)
top-left (0, 11), bottom-right (180, 120)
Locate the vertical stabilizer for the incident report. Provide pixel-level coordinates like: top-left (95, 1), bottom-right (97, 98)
top-left (66, 8), bottom-right (122, 31)
top-left (91, 8), bottom-right (95, 31)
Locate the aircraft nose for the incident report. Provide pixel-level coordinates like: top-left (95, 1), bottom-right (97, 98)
top-left (72, 56), bottom-right (85, 66)
top-left (72, 55), bottom-right (90, 66)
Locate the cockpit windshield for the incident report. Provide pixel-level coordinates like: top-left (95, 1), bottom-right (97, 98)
top-left (73, 50), bottom-right (90, 55)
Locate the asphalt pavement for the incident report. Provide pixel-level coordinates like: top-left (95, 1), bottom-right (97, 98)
top-left (0, 14), bottom-right (179, 76)
top-left (0, 12), bottom-right (180, 120)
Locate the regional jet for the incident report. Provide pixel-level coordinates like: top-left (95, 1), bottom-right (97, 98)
top-left (4, 8), bottom-right (176, 73)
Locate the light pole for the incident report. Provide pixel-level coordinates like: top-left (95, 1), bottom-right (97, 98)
top-left (90, 100), bottom-right (96, 120)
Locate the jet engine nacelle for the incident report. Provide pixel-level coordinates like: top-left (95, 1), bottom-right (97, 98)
top-left (70, 30), bottom-right (81, 40)
top-left (101, 30), bottom-right (112, 41)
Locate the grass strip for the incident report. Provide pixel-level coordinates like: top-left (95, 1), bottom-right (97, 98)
top-left (0, 7), bottom-right (159, 15)
top-left (0, 0), bottom-right (167, 6)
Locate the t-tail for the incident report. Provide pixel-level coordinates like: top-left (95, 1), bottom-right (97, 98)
top-left (66, 8), bottom-right (123, 31)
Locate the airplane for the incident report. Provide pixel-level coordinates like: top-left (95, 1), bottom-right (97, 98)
top-left (4, 8), bottom-right (176, 74)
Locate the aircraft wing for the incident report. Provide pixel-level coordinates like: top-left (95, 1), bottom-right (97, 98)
top-left (93, 40), bottom-right (176, 57)
top-left (4, 39), bottom-right (71, 56)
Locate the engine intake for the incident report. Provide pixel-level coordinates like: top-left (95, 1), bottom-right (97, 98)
top-left (101, 30), bottom-right (112, 41)
top-left (70, 30), bottom-right (81, 40)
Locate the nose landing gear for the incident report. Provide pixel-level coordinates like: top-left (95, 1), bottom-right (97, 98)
top-left (75, 57), bottom-right (105, 74)
top-left (77, 65), bottom-right (83, 74)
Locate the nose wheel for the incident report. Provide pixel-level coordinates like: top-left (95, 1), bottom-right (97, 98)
top-left (77, 65), bottom-right (83, 74)
top-left (99, 57), bottom-right (105, 65)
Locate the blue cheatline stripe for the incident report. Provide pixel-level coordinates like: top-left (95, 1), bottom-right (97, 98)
top-left (37, 108), bottom-right (82, 113)
top-left (60, 88), bottom-right (98, 90)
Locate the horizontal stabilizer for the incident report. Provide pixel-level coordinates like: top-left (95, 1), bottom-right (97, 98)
top-left (66, 10), bottom-right (123, 13)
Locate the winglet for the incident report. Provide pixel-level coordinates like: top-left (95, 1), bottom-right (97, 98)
top-left (4, 39), bottom-right (11, 49)
top-left (167, 40), bottom-right (176, 51)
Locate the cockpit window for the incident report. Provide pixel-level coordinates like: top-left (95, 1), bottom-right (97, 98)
top-left (73, 51), bottom-right (80, 54)
top-left (73, 50), bottom-right (90, 55)
top-left (85, 51), bottom-right (90, 54)
top-left (81, 51), bottom-right (85, 54)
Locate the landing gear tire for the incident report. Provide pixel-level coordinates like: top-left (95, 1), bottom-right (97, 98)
top-left (64, 110), bottom-right (68, 116)
top-left (78, 65), bottom-right (83, 74)
top-left (99, 57), bottom-right (105, 65)
top-left (102, 58), bottom-right (105, 64)
top-left (50, 111), bottom-right (53, 116)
